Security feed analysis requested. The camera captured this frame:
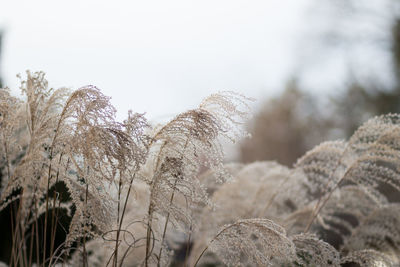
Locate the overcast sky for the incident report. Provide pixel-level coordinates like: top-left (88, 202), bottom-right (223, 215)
top-left (0, 0), bottom-right (313, 121)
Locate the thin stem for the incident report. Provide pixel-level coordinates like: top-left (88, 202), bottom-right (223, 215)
top-left (184, 223), bottom-right (193, 267)
top-left (119, 225), bottom-right (155, 267)
top-left (145, 203), bottom-right (154, 267)
top-left (35, 201), bottom-right (40, 267)
top-left (9, 201), bottom-right (16, 266)
top-left (156, 191), bottom-right (174, 267)
top-left (48, 241), bottom-right (68, 267)
top-left (113, 170), bottom-right (123, 267)
top-left (42, 176), bottom-right (51, 266)
top-left (82, 183), bottom-right (89, 267)
top-left (157, 138), bottom-right (190, 265)
top-left (145, 142), bottom-right (168, 267)
top-left (29, 222), bottom-right (35, 267)
top-left (15, 228), bottom-right (29, 267)
top-left (49, 154), bottom-right (64, 260)
top-left (10, 193), bottom-right (24, 267)
top-left (304, 166), bottom-right (352, 232)
top-left (193, 223), bottom-right (237, 267)
top-left (50, 193), bottom-right (61, 261)
top-left (2, 136), bottom-right (11, 183)
top-left (42, 99), bottom-right (68, 266)
top-left (43, 150), bottom-right (58, 265)
top-left (114, 171), bottom-right (138, 265)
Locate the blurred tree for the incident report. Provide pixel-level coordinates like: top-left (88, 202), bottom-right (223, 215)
top-left (330, 7), bottom-right (400, 137)
top-left (240, 1), bottom-right (400, 166)
top-left (240, 80), bottom-right (333, 166)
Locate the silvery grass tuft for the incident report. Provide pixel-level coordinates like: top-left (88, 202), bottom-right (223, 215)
top-left (1, 71), bottom-right (400, 267)
top-left (0, 71), bottom-right (253, 267)
top-left (190, 114), bottom-right (400, 266)
top-left (0, 71), bottom-right (150, 266)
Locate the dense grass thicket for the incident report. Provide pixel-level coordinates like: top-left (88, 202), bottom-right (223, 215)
top-left (1, 71), bottom-right (400, 266)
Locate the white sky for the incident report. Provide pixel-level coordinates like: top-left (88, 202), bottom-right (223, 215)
top-left (0, 0), bottom-right (311, 121)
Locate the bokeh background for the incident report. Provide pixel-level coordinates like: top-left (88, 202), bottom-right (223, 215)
top-left (1, 0), bottom-right (400, 164)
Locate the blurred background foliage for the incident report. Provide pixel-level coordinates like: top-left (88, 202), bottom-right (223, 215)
top-left (1, 2), bottom-right (399, 166)
top-left (240, 0), bottom-right (400, 166)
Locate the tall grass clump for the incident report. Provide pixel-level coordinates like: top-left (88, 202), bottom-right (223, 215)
top-left (189, 115), bottom-right (400, 266)
top-left (1, 71), bottom-right (400, 267)
top-left (0, 71), bottom-right (252, 266)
